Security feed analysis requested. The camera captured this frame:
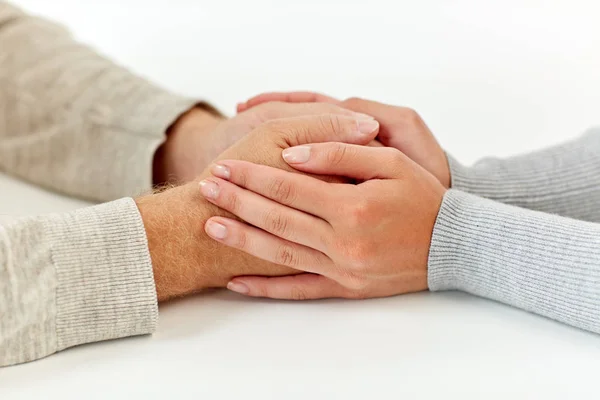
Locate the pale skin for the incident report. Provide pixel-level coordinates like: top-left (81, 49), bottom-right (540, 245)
top-left (238, 92), bottom-right (451, 188)
top-left (195, 93), bottom-right (453, 299)
top-left (139, 111), bottom-right (380, 301)
top-left (200, 143), bottom-right (445, 299)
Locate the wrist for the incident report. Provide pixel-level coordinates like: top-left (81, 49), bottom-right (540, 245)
top-left (135, 184), bottom-right (213, 300)
top-left (153, 104), bottom-right (224, 185)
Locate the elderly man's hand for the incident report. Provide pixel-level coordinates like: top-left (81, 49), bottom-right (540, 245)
top-left (138, 113), bottom-right (379, 301)
top-left (153, 101), bottom-right (370, 184)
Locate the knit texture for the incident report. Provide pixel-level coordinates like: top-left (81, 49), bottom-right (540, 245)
top-left (0, 2), bottom-right (192, 366)
top-left (0, 2), bottom-right (197, 202)
top-left (1, 198), bottom-right (158, 367)
top-left (449, 128), bottom-right (600, 222)
top-left (429, 190), bottom-right (600, 334)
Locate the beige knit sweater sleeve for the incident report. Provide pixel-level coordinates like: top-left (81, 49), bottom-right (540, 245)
top-left (0, 2), bottom-right (197, 366)
top-left (0, 2), bottom-right (197, 201)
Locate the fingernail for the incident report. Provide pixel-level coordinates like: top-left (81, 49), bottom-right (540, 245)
top-left (355, 112), bottom-right (374, 120)
top-left (358, 119), bottom-right (379, 135)
top-left (282, 146), bottom-right (311, 164)
top-left (206, 220), bottom-right (228, 239)
top-left (211, 164), bottom-right (231, 179)
top-left (199, 179), bottom-right (220, 199)
top-left (228, 281), bottom-right (249, 294)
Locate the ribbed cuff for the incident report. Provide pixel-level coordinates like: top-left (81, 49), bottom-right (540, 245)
top-left (428, 189), bottom-right (600, 333)
top-left (447, 128), bottom-right (600, 221)
top-left (43, 198), bottom-right (158, 351)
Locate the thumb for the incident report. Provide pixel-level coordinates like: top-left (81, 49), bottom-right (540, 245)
top-left (281, 142), bottom-right (408, 180)
top-left (268, 114), bottom-right (379, 147)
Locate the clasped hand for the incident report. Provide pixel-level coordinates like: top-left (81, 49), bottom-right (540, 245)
top-left (200, 93), bottom-right (451, 300)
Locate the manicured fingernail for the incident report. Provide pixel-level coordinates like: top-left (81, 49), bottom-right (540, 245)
top-left (199, 179), bottom-right (219, 199)
top-left (282, 146), bottom-right (311, 164)
top-left (227, 281), bottom-right (249, 294)
top-left (206, 220), bottom-right (228, 239)
top-left (357, 119), bottom-right (379, 135)
top-left (355, 112), bottom-right (374, 120)
top-left (211, 164), bottom-right (231, 179)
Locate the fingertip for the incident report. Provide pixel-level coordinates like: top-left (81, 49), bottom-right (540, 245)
top-left (210, 163), bottom-right (231, 180)
top-left (227, 280), bottom-right (250, 294)
top-left (205, 218), bottom-right (228, 240)
top-left (282, 145), bottom-right (311, 164)
top-left (357, 118), bottom-right (379, 136)
top-left (236, 102), bottom-right (247, 113)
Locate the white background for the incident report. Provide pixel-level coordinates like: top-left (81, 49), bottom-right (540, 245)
top-left (2, 0), bottom-right (600, 398)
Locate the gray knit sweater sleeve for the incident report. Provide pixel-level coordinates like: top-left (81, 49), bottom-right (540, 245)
top-left (430, 129), bottom-right (600, 332)
top-left (448, 128), bottom-right (600, 222)
top-left (428, 190), bottom-right (600, 334)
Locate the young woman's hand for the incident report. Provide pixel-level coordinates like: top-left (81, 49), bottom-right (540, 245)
top-left (198, 142), bottom-right (447, 300)
top-left (237, 92), bottom-right (450, 188)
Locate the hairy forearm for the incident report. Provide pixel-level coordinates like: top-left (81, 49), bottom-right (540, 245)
top-left (137, 180), bottom-right (295, 301)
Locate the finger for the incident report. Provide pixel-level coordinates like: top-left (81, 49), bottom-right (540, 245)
top-left (367, 140), bottom-right (384, 147)
top-left (238, 91), bottom-right (340, 112)
top-left (263, 114), bottom-right (379, 148)
top-left (249, 101), bottom-right (372, 121)
top-left (227, 273), bottom-right (352, 300)
top-left (341, 97), bottom-right (431, 149)
top-left (205, 217), bottom-right (332, 275)
top-left (200, 178), bottom-right (331, 252)
top-left (282, 142), bottom-right (410, 180)
top-left (210, 160), bottom-right (344, 219)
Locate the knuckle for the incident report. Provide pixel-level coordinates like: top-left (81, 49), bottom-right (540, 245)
top-left (267, 177), bottom-right (296, 204)
top-left (255, 284), bottom-right (270, 298)
top-left (290, 286), bottom-right (309, 301)
top-left (260, 119), bottom-right (297, 146)
top-left (347, 242), bottom-right (375, 270)
top-left (265, 208), bottom-right (290, 237)
top-left (224, 190), bottom-right (241, 213)
top-left (349, 287), bottom-right (370, 299)
top-left (342, 97), bottom-right (365, 110)
top-left (235, 229), bottom-right (248, 250)
top-left (347, 199), bottom-right (375, 226)
top-left (325, 143), bottom-right (349, 166)
top-left (235, 169), bottom-right (249, 188)
top-left (332, 238), bottom-right (374, 272)
top-left (275, 244), bottom-right (299, 267)
top-left (401, 107), bottom-right (422, 124)
top-left (383, 147), bottom-right (407, 175)
top-left (319, 114), bottom-right (344, 136)
top-left (336, 267), bottom-right (367, 290)
top-left (384, 147), bottom-right (404, 164)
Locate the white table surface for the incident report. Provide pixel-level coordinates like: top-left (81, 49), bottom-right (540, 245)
top-left (2, 0), bottom-right (600, 398)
